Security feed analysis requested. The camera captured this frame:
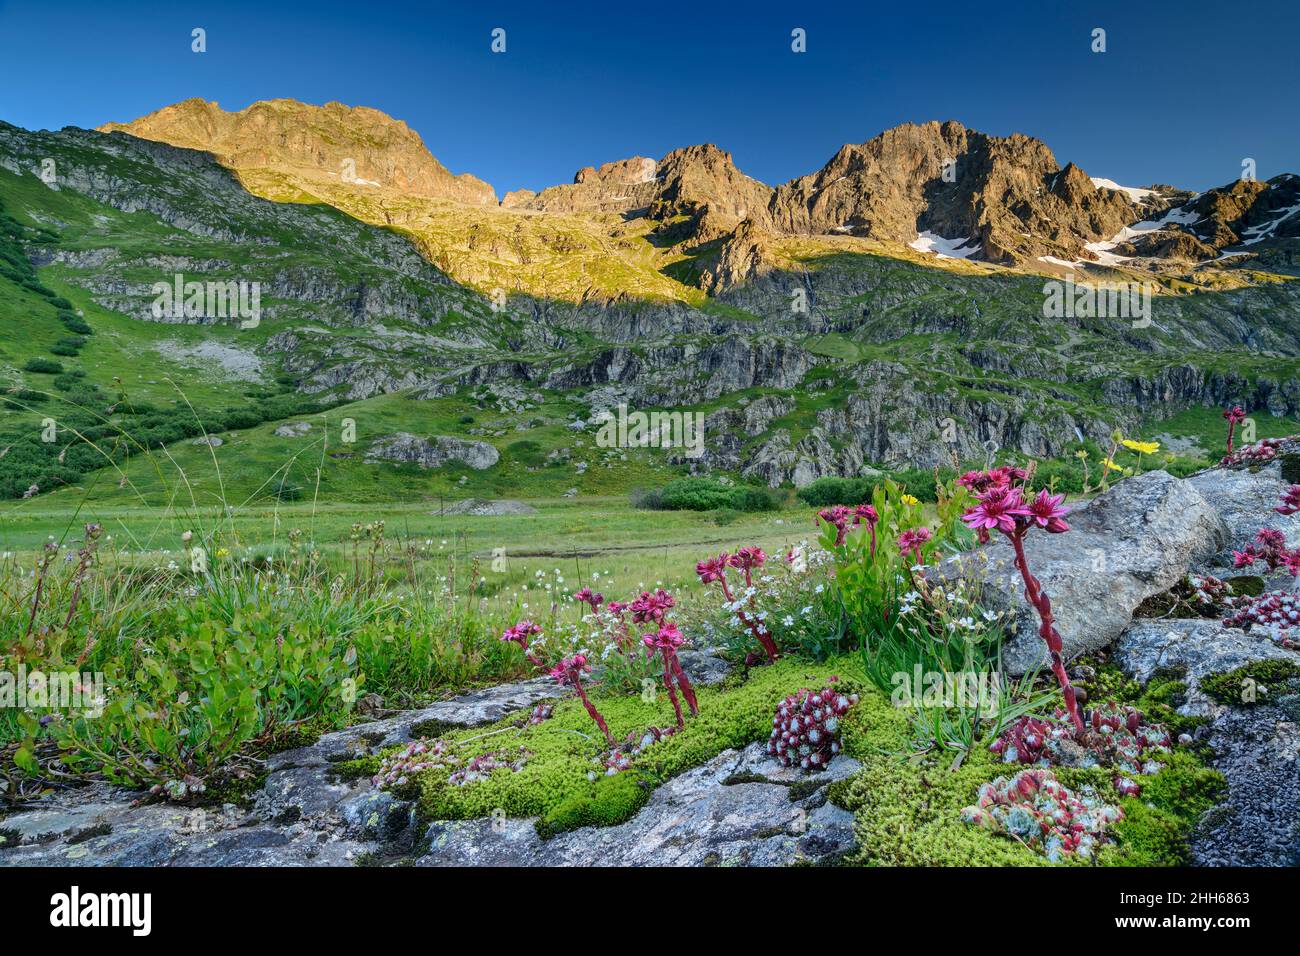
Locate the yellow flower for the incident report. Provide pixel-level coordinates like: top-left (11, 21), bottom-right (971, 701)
top-left (1122, 439), bottom-right (1160, 455)
top-left (1101, 458), bottom-right (1124, 473)
top-left (900, 494), bottom-right (919, 506)
top-left (215, 548), bottom-right (230, 559)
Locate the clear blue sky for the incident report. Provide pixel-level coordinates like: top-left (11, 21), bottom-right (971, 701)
top-left (1, 0), bottom-right (1296, 196)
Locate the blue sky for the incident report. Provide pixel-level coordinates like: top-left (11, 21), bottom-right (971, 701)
top-left (1, 0), bottom-right (1296, 196)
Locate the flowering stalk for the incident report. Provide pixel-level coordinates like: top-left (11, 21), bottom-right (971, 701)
top-left (633, 591), bottom-right (698, 723)
top-left (549, 653), bottom-right (616, 747)
top-left (1008, 531), bottom-right (1084, 735)
top-left (660, 654), bottom-right (684, 727)
top-left (696, 551), bottom-right (779, 662)
top-left (1224, 405), bottom-right (1246, 457)
top-left (962, 477), bottom-right (1084, 735)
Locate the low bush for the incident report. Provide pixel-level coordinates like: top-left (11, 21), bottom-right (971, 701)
top-left (637, 477), bottom-right (777, 512)
top-left (22, 358), bottom-right (63, 374)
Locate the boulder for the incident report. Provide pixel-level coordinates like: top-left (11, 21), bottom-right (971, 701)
top-left (948, 471), bottom-right (1227, 674)
top-left (365, 432), bottom-right (499, 470)
top-left (273, 421), bottom-right (312, 438)
top-left (1186, 460), bottom-right (1300, 555)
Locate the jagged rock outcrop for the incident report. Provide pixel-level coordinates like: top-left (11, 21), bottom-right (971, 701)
top-left (99, 98), bottom-right (497, 205)
top-left (769, 121), bottom-right (1143, 265)
top-left (700, 219), bottom-right (780, 294)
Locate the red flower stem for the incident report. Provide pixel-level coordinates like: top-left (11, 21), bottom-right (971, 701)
top-left (571, 676), bottom-right (616, 747)
top-left (667, 650), bottom-right (698, 715)
top-left (1009, 531), bottom-right (1085, 736)
top-left (660, 655), bottom-right (684, 728)
top-left (1226, 421), bottom-right (1236, 457)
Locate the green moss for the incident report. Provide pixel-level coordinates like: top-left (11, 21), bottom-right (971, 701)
top-left (1138, 750), bottom-right (1226, 821)
top-left (411, 658), bottom-right (859, 831)
top-left (536, 772), bottom-right (652, 838)
top-left (1200, 659), bottom-right (1300, 707)
top-left (1105, 801), bottom-right (1191, 867)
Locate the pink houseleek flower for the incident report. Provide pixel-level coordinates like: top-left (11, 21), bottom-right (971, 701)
top-left (961, 485), bottom-right (1030, 537)
top-left (695, 546), bottom-right (780, 662)
top-left (816, 506), bottom-right (852, 546)
top-left (1277, 485), bottom-right (1300, 516)
top-left (500, 619), bottom-right (546, 669)
top-left (549, 653), bottom-right (616, 747)
top-left (630, 588), bottom-right (675, 626)
top-left (896, 526), bottom-right (932, 567)
top-left (1223, 405), bottom-right (1247, 456)
top-left (961, 472), bottom-right (1084, 736)
top-left (574, 587), bottom-right (604, 610)
top-left (853, 504), bottom-right (879, 555)
top-left (1025, 489), bottom-right (1071, 533)
top-left (695, 553), bottom-right (729, 584)
top-left (642, 620), bottom-right (697, 727)
top-left (729, 546), bottom-right (767, 586)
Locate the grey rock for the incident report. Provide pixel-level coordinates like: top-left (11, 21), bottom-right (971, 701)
top-left (0, 676), bottom-right (564, 868)
top-left (948, 471), bottom-right (1227, 674)
top-left (1114, 619), bottom-right (1300, 866)
top-left (415, 742), bottom-right (859, 867)
top-left (365, 432), bottom-right (499, 470)
top-left (433, 498), bottom-right (538, 516)
top-left (1187, 460), bottom-right (1300, 555)
top-left (266, 676), bottom-right (564, 771)
top-left (1115, 619), bottom-right (1300, 715)
top-left (273, 421), bottom-right (313, 438)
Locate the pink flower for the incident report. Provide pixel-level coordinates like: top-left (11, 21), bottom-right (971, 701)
top-left (897, 527), bottom-right (933, 565)
top-left (630, 588), bottom-right (675, 624)
top-left (961, 486), bottom-right (1029, 535)
top-left (729, 546), bottom-right (767, 572)
top-left (501, 619), bottom-right (543, 650)
top-left (1224, 406), bottom-right (1247, 425)
top-left (642, 622), bottom-right (685, 656)
top-left (1277, 485), bottom-right (1300, 516)
top-left (852, 504), bottom-right (879, 526)
top-left (607, 600), bottom-right (627, 615)
top-left (574, 587), bottom-right (604, 610)
top-left (817, 505), bottom-right (852, 545)
top-left (1025, 489), bottom-right (1071, 533)
top-left (549, 653), bottom-right (591, 687)
top-left (696, 553), bottom-right (729, 585)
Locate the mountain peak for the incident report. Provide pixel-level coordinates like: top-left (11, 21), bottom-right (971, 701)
top-left (98, 97), bottom-right (497, 206)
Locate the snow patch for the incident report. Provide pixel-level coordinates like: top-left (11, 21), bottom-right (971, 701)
top-left (1090, 177), bottom-right (1156, 202)
top-left (909, 231), bottom-right (981, 259)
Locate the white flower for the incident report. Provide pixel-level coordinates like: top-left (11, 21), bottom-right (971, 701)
top-left (782, 615), bottom-right (794, 627)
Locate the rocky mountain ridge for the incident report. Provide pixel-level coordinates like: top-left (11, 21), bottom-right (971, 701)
top-left (3, 106), bottom-right (1299, 492)
top-left (100, 98), bottom-right (498, 207)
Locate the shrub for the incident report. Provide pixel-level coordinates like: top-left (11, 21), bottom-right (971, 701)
top-left (797, 476), bottom-right (875, 507)
top-left (647, 477), bottom-right (776, 512)
top-left (23, 358), bottom-right (63, 374)
top-left (49, 337), bottom-right (86, 356)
